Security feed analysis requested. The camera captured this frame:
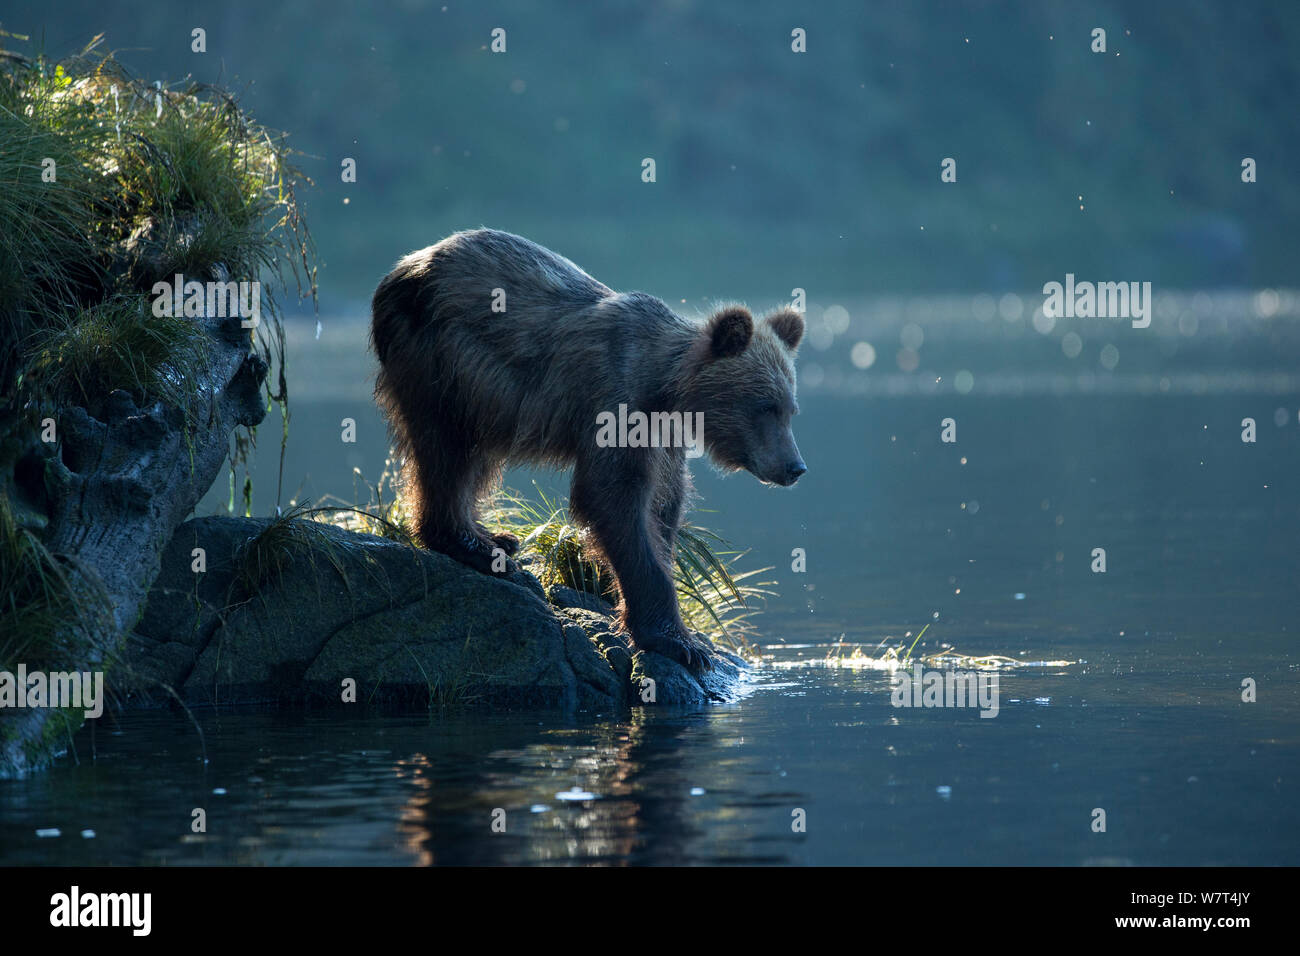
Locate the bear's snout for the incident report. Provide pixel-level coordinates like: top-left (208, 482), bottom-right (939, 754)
top-left (760, 457), bottom-right (806, 486)
top-left (777, 459), bottom-right (807, 486)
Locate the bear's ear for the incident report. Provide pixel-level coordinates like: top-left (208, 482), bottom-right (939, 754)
top-left (765, 308), bottom-right (804, 351)
top-left (707, 306), bottom-right (753, 359)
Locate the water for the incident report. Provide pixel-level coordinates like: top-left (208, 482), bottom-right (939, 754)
top-left (3, 301), bottom-right (1298, 865)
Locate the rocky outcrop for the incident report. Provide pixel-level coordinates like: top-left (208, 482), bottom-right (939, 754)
top-left (0, 306), bottom-right (269, 778)
top-left (119, 516), bottom-right (747, 713)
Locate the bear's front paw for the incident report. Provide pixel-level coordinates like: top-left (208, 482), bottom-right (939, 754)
top-left (630, 619), bottom-right (714, 672)
top-left (490, 531), bottom-right (520, 557)
top-left (440, 529), bottom-right (520, 576)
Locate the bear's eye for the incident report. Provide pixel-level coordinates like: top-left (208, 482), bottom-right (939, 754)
top-left (757, 402), bottom-right (780, 417)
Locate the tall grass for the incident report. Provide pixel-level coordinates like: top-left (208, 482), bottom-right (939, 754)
top-left (0, 493), bottom-right (97, 668)
top-left (311, 457), bottom-right (419, 547)
top-left (0, 34), bottom-right (313, 408)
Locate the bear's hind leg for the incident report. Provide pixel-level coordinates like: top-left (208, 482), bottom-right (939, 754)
top-left (464, 457), bottom-right (520, 572)
top-left (411, 436), bottom-right (510, 576)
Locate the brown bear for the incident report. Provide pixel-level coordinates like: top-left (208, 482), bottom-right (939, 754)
top-left (371, 229), bottom-right (805, 670)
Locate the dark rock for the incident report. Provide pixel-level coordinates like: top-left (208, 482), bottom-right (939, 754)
top-left (547, 585), bottom-right (616, 616)
top-left (120, 516), bottom-right (749, 714)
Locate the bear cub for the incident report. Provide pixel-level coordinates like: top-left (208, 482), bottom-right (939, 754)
top-left (371, 229), bottom-right (805, 671)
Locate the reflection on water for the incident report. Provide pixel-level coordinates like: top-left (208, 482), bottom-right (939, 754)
top-left (3, 297), bottom-right (1297, 865)
top-left (2, 643), bottom-right (1295, 865)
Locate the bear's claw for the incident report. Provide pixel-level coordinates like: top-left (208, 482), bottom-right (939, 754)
top-left (630, 621), bottom-right (714, 673)
top-left (438, 529), bottom-right (520, 576)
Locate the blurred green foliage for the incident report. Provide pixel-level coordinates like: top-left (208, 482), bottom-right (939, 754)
top-left (4, 1), bottom-right (1297, 302)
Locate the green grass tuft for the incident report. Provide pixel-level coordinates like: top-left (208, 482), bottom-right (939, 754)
top-left (24, 294), bottom-right (209, 415)
top-left (310, 457), bottom-right (419, 547)
top-left (488, 483), bottom-right (773, 655)
top-left (230, 502), bottom-right (348, 599)
top-left (0, 493), bottom-right (87, 669)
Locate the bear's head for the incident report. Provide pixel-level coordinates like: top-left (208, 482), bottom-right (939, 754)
top-left (685, 304), bottom-right (807, 487)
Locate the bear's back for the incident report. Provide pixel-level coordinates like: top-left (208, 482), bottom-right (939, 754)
top-left (432, 228), bottom-right (611, 307)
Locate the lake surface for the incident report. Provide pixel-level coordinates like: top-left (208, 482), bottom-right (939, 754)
top-left (3, 295), bottom-right (1298, 865)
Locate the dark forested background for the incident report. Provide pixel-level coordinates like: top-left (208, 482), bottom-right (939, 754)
top-left (5, 1), bottom-right (1295, 307)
